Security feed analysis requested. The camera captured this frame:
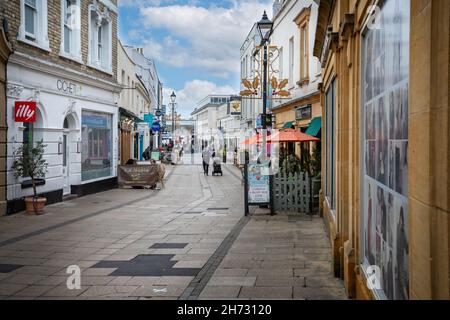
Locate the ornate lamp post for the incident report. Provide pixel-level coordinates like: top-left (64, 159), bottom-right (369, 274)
top-left (257, 11), bottom-right (274, 215)
top-left (170, 91), bottom-right (176, 144)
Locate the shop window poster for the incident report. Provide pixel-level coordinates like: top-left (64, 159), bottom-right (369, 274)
top-left (362, 0), bottom-right (409, 300)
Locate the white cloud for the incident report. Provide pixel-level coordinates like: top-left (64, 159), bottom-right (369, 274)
top-left (134, 1), bottom-right (272, 79)
top-left (163, 80), bottom-right (237, 117)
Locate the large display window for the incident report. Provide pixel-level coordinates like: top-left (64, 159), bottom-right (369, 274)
top-left (361, 0), bottom-right (409, 300)
top-left (81, 111), bottom-right (113, 181)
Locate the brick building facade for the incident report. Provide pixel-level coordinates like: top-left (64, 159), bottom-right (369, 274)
top-left (0, 22), bottom-right (12, 216)
top-left (0, 0), bottom-right (122, 214)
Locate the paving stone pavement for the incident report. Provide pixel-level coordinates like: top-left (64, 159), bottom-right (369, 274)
top-left (0, 162), bottom-right (346, 300)
top-left (199, 212), bottom-right (347, 300)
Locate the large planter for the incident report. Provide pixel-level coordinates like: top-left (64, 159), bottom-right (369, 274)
top-left (24, 197), bottom-right (47, 215)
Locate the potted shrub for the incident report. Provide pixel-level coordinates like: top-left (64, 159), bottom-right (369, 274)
top-left (11, 140), bottom-right (48, 215)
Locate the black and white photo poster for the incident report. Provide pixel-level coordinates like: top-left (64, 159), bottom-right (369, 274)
top-left (362, 0), bottom-right (410, 300)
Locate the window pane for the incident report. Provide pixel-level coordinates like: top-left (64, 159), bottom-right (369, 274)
top-left (64, 26), bottom-right (71, 53)
top-left (25, 5), bottom-right (35, 36)
top-left (25, 0), bottom-right (36, 7)
top-left (65, 0), bottom-right (72, 21)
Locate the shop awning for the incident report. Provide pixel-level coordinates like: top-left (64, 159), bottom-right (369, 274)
top-left (119, 107), bottom-right (143, 123)
top-left (282, 121), bottom-right (295, 129)
top-left (305, 117), bottom-right (322, 137)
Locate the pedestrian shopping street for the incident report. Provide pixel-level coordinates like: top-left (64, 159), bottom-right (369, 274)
top-left (0, 161), bottom-right (345, 300)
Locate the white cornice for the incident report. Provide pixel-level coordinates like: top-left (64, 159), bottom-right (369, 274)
top-left (99, 0), bottom-right (118, 14)
top-left (9, 51), bottom-right (122, 93)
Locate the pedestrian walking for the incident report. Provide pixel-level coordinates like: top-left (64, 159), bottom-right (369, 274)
top-left (202, 147), bottom-right (211, 175)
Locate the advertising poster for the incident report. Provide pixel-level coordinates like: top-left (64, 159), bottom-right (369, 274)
top-left (361, 0), bottom-right (410, 300)
top-left (247, 164), bottom-right (270, 204)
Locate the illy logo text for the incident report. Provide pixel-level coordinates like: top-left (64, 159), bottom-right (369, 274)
top-left (14, 101), bottom-right (36, 123)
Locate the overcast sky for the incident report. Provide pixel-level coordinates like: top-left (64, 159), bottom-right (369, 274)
top-left (118, 0), bottom-right (272, 117)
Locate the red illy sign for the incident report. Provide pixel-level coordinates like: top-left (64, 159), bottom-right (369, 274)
top-left (15, 101), bottom-right (36, 123)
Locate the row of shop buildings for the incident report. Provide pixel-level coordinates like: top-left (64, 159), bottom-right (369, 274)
top-left (238, 0), bottom-right (450, 300)
top-left (0, 0), bottom-right (164, 215)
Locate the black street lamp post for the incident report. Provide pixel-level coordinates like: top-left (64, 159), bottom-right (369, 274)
top-left (257, 11), bottom-right (275, 215)
top-left (170, 91), bottom-right (176, 145)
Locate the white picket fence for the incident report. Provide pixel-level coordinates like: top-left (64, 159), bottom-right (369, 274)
top-left (274, 170), bottom-right (311, 214)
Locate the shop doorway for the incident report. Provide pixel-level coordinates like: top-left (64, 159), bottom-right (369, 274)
top-left (62, 114), bottom-right (77, 195)
top-left (62, 118), bottom-right (70, 195)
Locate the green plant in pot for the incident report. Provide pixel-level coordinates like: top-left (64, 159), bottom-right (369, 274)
top-left (11, 140), bottom-right (48, 215)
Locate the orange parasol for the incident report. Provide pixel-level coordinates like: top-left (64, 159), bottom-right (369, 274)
top-left (268, 129), bottom-right (320, 142)
top-left (240, 134), bottom-right (261, 145)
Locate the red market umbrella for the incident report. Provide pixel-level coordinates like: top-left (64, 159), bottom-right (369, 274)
top-left (268, 129), bottom-right (320, 143)
top-left (240, 135), bottom-right (261, 145)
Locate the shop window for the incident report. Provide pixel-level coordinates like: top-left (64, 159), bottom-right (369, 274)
top-left (81, 111), bottom-right (113, 181)
top-left (88, 3), bottom-right (112, 73)
top-left (325, 78), bottom-right (336, 212)
top-left (19, 0), bottom-right (50, 51)
top-left (361, 0), bottom-right (410, 300)
top-left (60, 0), bottom-right (81, 62)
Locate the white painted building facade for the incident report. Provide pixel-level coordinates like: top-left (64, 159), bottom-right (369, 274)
top-left (240, 23), bottom-right (262, 130)
top-left (270, 0), bottom-right (322, 108)
top-left (6, 53), bottom-right (121, 205)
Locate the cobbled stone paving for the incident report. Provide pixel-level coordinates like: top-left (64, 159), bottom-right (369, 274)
top-left (0, 159), bottom-right (346, 300)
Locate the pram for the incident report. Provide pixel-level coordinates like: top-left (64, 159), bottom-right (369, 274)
top-left (212, 157), bottom-right (223, 176)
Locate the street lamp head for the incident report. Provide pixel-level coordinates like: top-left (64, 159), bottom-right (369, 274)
top-left (257, 11), bottom-right (273, 44)
top-left (170, 91), bottom-right (176, 103)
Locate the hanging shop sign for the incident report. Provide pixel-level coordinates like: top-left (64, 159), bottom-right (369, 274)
top-left (230, 96), bottom-right (242, 115)
top-left (144, 113), bottom-right (154, 128)
top-left (14, 101), bottom-right (36, 123)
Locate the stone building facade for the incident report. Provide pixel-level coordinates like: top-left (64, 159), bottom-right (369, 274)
top-left (0, 0), bottom-right (122, 214)
top-left (315, 0), bottom-right (449, 299)
top-left (0, 21), bottom-right (12, 216)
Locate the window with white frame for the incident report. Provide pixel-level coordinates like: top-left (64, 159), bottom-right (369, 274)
top-left (19, 0), bottom-right (50, 50)
top-left (89, 4), bottom-right (112, 72)
top-left (279, 47), bottom-right (283, 79)
top-left (25, 0), bottom-right (37, 40)
top-left (289, 37), bottom-right (294, 86)
top-left (60, 0), bottom-right (81, 60)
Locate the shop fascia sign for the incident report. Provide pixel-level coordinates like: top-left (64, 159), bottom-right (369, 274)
top-left (14, 101), bottom-right (36, 123)
top-left (295, 104), bottom-right (312, 120)
top-left (56, 79), bottom-right (82, 96)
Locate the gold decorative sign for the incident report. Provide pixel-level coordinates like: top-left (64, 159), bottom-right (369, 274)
top-left (240, 45), bottom-right (291, 101)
